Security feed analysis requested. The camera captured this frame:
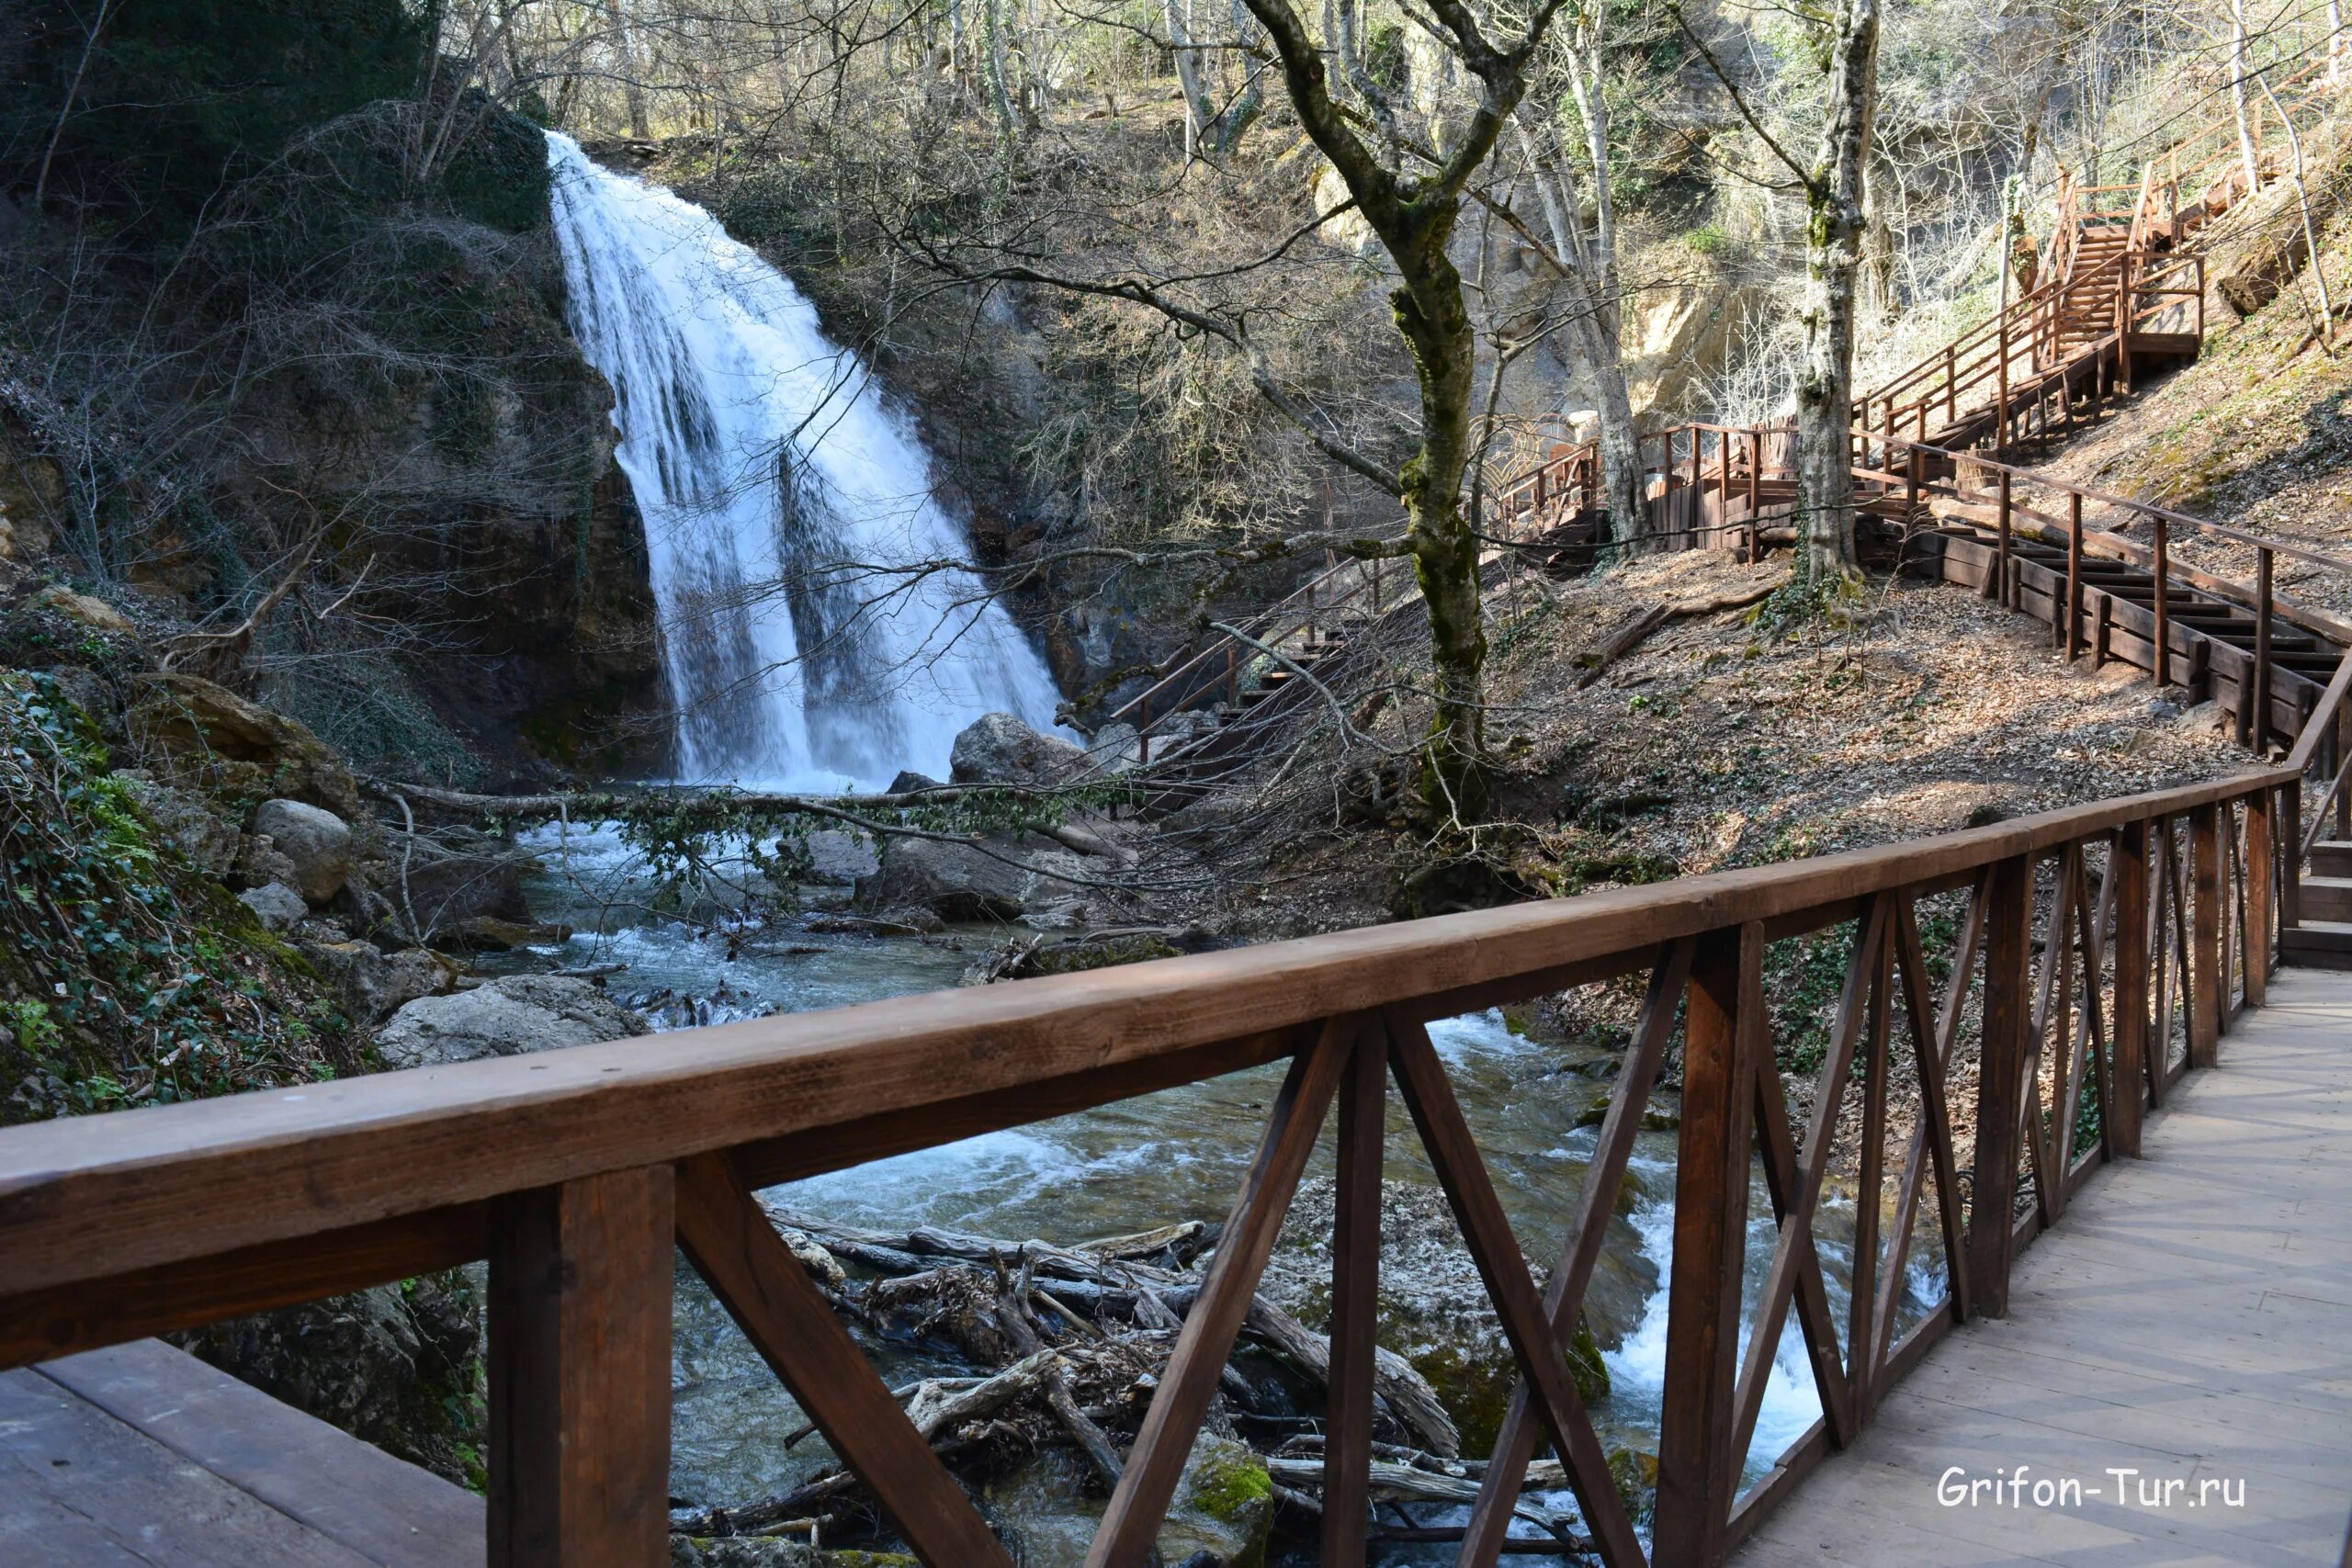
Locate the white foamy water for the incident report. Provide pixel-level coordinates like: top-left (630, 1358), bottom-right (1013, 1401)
top-left (544, 131), bottom-right (1063, 789)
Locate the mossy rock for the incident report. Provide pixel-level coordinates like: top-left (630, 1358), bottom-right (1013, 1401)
top-left (1610, 1446), bottom-right (1660, 1529)
top-left (1407, 1317), bottom-right (1611, 1457)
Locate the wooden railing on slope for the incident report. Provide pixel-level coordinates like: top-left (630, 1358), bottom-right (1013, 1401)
top-left (0, 763), bottom-right (2300, 1567)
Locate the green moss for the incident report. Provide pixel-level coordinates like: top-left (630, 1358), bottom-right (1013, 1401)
top-left (1188, 1442), bottom-right (1272, 1523)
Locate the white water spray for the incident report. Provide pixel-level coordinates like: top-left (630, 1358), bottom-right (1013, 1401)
top-left (544, 131), bottom-right (1063, 789)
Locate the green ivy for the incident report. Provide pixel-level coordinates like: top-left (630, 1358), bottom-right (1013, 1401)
top-left (0, 672), bottom-right (336, 1122)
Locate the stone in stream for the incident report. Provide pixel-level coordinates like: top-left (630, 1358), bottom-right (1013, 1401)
top-left (980, 1432), bottom-right (1272, 1568)
top-left (250, 798), bottom-right (353, 905)
top-left (853, 831), bottom-right (1088, 922)
top-left (374, 975), bottom-right (650, 1067)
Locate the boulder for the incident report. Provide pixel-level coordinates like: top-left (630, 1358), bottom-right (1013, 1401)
top-left (375, 975), bottom-right (650, 1068)
top-left (853, 832), bottom-right (1087, 922)
top-left (238, 882), bottom-right (309, 932)
top-left (174, 1272), bottom-right (481, 1484)
top-left (801, 829), bottom-right (879, 886)
top-left (948, 712), bottom-right (1084, 786)
top-left (887, 769), bottom-right (947, 795)
top-left (1078, 720), bottom-right (1141, 775)
top-left (250, 798), bottom-right (352, 905)
top-left (300, 940), bottom-right (455, 1027)
top-left (124, 671), bottom-right (362, 818)
top-left (121, 777), bottom-right (239, 876)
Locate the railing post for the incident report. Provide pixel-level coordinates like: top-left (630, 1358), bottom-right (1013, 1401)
top-left (2065, 491), bottom-right (2084, 659)
top-left (2113, 821), bottom-right (2150, 1157)
top-left (490, 1166), bottom-right (675, 1568)
top-left (1995, 469), bottom-right (2013, 605)
top-left (1945, 344), bottom-right (1957, 425)
top-left (1996, 310), bottom-right (2011, 449)
top-left (2152, 514), bottom-right (2170, 687)
top-left (1654, 922), bottom-right (1761, 1568)
top-left (2247, 785), bottom-right (2274, 1005)
top-left (2190, 803), bottom-right (2222, 1066)
top-left (1970, 854), bottom-right (2031, 1319)
top-left (2284, 777), bottom-right (2303, 930)
top-left (2256, 545), bottom-right (2274, 753)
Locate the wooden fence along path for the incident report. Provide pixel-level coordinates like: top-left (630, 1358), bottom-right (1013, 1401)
top-left (1, 703), bottom-right (2342, 1566)
top-left (10, 73), bottom-right (2352, 1568)
top-left (1730, 964), bottom-right (2352, 1568)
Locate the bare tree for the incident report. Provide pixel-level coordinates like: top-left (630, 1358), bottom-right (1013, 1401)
top-left (1793, 0), bottom-right (1883, 581)
top-left (1514, 1), bottom-right (1642, 553)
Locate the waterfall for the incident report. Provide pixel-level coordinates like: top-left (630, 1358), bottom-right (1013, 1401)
top-left (543, 131), bottom-right (1064, 790)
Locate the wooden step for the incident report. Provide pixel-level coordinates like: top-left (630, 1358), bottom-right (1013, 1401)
top-left (2281, 919), bottom-right (2352, 969)
top-left (2311, 840), bottom-right (2352, 878)
top-left (2300, 875), bottom-right (2352, 923)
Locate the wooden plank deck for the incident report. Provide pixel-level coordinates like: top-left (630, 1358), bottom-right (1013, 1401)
top-left (1736, 965), bottom-right (2352, 1568)
top-left (0, 1338), bottom-right (481, 1566)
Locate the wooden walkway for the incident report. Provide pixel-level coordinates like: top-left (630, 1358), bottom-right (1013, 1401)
top-left (1736, 965), bottom-right (2352, 1568)
top-left (0, 1338), bottom-right (481, 1566)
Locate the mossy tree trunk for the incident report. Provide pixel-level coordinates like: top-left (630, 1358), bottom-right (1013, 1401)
top-left (1243, 0), bottom-right (1582, 820)
top-left (1792, 0), bottom-right (1880, 582)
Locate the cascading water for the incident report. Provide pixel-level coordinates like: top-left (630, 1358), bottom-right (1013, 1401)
top-left (544, 131), bottom-right (1064, 790)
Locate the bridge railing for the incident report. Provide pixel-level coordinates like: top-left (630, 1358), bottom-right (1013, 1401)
top-left (0, 754), bottom-right (2297, 1567)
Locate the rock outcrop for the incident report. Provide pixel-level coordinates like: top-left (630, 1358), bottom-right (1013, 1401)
top-left (124, 671), bottom-right (363, 818)
top-left (375, 975), bottom-right (650, 1068)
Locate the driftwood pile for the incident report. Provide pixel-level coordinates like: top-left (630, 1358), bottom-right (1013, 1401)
top-left (672, 1211), bottom-right (1601, 1556)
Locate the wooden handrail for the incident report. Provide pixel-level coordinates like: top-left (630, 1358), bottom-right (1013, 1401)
top-left (0, 757), bottom-right (2295, 1568)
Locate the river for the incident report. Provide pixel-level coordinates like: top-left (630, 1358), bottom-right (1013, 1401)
top-left (492, 824), bottom-right (1941, 1561)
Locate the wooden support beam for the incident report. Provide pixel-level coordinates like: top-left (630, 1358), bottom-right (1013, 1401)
top-left (2066, 492), bottom-right (2085, 660)
top-left (1970, 856), bottom-right (2032, 1319)
top-left (489, 1167), bottom-right (674, 1568)
top-left (1655, 924), bottom-right (1764, 1566)
top-left (2190, 805), bottom-right (2222, 1067)
top-left (2256, 546), bottom-right (2275, 752)
top-left (2111, 821), bottom-right (2150, 1158)
top-left (1320, 1032), bottom-right (1385, 1567)
top-left (2246, 787), bottom-right (2275, 1003)
top-left (673, 1154), bottom-right (1012, 1568)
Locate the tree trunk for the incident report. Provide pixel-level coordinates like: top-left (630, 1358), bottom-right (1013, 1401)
top-left (1793, 0), bottom-right (1880, 581)
top-left (984, 0), bottom-right (1018, 136)
top-left (2230, 0), bottom-right (2261, 197)
top-left (1395, 241), bottom-right (1490, 818)
top-left (606, 0), bottom-right (650, 139)
top-left (1516, 33), bottom-right (1642, 553)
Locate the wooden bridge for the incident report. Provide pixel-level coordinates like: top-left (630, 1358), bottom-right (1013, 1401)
top-left (12, 65), bottom-right (2352, 1568)
top-left (7, 658), bottom-right (2352, 1566)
